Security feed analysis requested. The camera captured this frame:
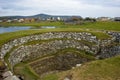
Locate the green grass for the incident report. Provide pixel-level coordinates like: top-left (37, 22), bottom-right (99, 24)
top-left (0, 21), bottom-right (120, 31)
top-left (58, 55), bottom-right (120, 80)
top-left (41, 73), bottom-right (58, 80)
top-left (13, 62), bottom-right (40, 80)
top-left (0, 21), bottom-right (63, 27)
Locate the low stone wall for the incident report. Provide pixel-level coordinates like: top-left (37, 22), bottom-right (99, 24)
top-left (97, 45), bottom-right (120, 59)
top-left (96, 31), bottom-right (120, 59)
top-left (9, 40), bottom-right (98, 66)
top-left (0, 32), bottom-right (98, 58)
top-left (107, 31), bottom-right (120, 43)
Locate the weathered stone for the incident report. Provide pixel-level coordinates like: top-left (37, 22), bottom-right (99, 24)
top-left (0, 32), bottom-right (99, 58)
top-left (9, 40), bottom-right (97, 66)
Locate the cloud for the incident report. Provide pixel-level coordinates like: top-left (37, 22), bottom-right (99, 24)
top-left (0, 0), bottom-right (120, 17)
top-left (79, 0), bottom-right (120, 7)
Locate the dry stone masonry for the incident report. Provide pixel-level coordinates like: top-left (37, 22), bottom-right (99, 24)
top-left (9, 40), bottom-right (98, 66)
top-left (97, 45), bottom-right (120, 59)
top-left (96, 31), bottom-right (120, 59)
top-left (107, 31), bottom-right (120, 43)
top-left (0, 31), bottom-right (120, 70)
top-left (0, 32), bottom-right (97, 58)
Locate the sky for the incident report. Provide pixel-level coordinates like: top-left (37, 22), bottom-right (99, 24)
top-left (0, 0), bottom-right (120, 17)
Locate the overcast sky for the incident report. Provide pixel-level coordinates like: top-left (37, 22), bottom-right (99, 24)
top-left (0, 0), bottom-right (120, 17)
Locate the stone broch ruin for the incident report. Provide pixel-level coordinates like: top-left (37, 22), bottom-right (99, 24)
top-left (0, 31), bottom-right (120, 76)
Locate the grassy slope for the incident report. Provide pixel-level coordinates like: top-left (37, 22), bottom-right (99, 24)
top-left (58, 56), bottom-right (120, 80)
top-left (13, 63), bottom-right (40, 80)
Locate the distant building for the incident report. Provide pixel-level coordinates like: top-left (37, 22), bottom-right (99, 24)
top-left (18, 18), bottom-right (24, 23)
top-left (24, 18), bottom-right (35, 23)
top-left (84, 17), bottom-right (96, 22)
top-left (57, 17), bottom-right (61, 21)
top-left (97, 17), bottom-right (111, 21)
top-left (31, 18), bottom-right (35, 22)
top-left (6, 20), bottom-right (12, 23)
top-left (114, 17), bottom-right (120, 21)
top-left (0, 20), bottom-right (3, 22)
top-left (13, 19), bottom-right (19, 22)
top-left (64, 19), bottom-right (84, 25)
top-left (24, 18), bottom-right (30, 23)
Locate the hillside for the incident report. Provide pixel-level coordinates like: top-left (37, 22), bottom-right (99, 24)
top-left (0, 14), bottom-right (82, 20)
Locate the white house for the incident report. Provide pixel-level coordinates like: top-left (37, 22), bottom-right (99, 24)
top-left (18, 18), bottom-right (24, 22)
top-left (6, 20), bottom-right (12, 23)
top-left (0, 20), bottom-right (3, 22)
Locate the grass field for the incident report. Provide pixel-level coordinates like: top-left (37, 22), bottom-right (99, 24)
top-left (0, 21), bottom-right (120, 31)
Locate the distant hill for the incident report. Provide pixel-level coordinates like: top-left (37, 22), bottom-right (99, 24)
top-left (0, 16), bottom-right (25, 20)
top-left (0, 14), bottom-right (82, 20)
